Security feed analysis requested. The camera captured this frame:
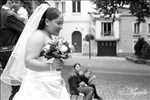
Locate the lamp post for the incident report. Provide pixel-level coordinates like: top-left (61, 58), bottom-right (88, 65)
top-left (84, 34), bottom-right (95, 59)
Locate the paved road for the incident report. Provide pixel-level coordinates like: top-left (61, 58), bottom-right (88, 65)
top-left (64, 54), bottom-right (150, 76)
top-left (63, 54), bottom-right (150, 100)
top-left (1, 54), bottom-right (150, 100)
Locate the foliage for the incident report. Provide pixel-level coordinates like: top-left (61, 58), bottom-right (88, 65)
top-left (91, 0), bottom-right (150, 23)
top-left (141, 42), bottom-right (150, 59)
top-left (84, 34), bottom-right (95, 59)
top-left (134, 37), bottom-right (150, 59)
top-left (84, 34), bottom-right (95, 41)
top-left (134, 37), bottom-right (145, 57)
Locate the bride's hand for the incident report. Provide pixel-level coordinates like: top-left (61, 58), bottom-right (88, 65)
top-left (45, 58), bottom-right (55, 64)
top-left (52, 58), bottom-right (64, 70)
top-left (38, 57), bottom-right (54, 64)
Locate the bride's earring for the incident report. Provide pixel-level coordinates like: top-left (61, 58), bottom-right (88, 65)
top-left (45, 19), bottom-right (49, 26)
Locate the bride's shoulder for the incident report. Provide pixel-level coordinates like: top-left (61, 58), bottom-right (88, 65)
top-left (32, 30), bottom-right (46, 39)
top-left (28, 30), bottom-right (46, 43)
top-left (33, 30), bottom-right (45, 36)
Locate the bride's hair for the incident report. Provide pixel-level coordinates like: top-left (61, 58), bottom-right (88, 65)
top-left (38, 7), bottom-right (61, 29)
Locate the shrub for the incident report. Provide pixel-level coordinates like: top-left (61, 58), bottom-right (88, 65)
top-left (134, 37), bottom-right (145, 57)
top-left (141, 42), bottom-right (150, 59)
top-left (134, 37), bottom-right (150, 59)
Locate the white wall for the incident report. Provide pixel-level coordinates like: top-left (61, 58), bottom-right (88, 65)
top-left (64, 0), bottom-right (93, 22)
top-left (60, 22), bottom-right (90, 43)
top-left (118, 16), bottom-right (150, 54)
top-left (60, 0), bottom-right (95, 54)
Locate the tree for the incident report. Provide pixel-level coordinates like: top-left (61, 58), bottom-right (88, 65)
top-left (91, 0), bottom-right (150, 23)
top-left (134, 37), bottom-right (145, 57)
top-left (134, 37), bottom-right (150, 59)
top-left (84, 34), bottom-right (95, 59)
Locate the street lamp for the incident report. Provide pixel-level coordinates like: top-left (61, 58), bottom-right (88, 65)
top-left (84, 34), bottom-right (95, 59)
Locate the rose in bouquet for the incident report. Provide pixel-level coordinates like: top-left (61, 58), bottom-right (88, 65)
top-left (40, 37), bottom-right (71, 60)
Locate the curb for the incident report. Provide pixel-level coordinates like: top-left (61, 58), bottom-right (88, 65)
top-left (126, 56), bottom-right (150, 66)
top-left (146, 60), bottom-right (150, 65)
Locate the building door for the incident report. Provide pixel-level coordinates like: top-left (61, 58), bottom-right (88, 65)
top-left (97, 41), bottom-right (116, 56)
top-left (72, 31), bottom-right (82, 52)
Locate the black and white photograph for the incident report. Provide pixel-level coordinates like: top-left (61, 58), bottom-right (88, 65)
top-left (0, 0), bottom-right (150, 100)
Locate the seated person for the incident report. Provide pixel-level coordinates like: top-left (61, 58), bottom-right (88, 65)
top-left (81, 69), bottom-right (102, 100)
top-left (68, 63), bottom-right (94, 100)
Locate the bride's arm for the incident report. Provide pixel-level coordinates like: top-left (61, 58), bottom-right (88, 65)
top-left (25, 31), bottom-right (51, 71)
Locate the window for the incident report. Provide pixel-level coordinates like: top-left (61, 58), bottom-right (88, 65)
top-left (72, 0), bottom-right (76, 12)
top-left (77, 0), bottom-right (81, 12)
top-left (148, 23), bottom-right (150, 33)
top-left (55, 0), bottom-right (66, 13)
top-left (55, 2), bottom-right (59, 9)
top-left (101, 22), bottom-right (113, 36)
top-left (134, 23), bottom-right (140, 34)
top-left (62, 2), bottom-right (65, 13)
top-left (72, 0), bottom-right (81, 13)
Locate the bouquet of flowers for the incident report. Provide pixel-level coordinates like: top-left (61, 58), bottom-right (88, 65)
top-left (40, 37), bottom-right (71, 60)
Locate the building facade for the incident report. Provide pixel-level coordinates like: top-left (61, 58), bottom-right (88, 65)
top-left (90, 7), bottom-right (150, 56)
top-left (36, 0), bottom-right (150, 56)
top-left (49, 0), bottom-right (97, 55)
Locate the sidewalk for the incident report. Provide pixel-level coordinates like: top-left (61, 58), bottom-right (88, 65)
top-left (126, 55), bottom-right (150, 65)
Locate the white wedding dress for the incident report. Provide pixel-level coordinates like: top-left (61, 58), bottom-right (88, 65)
top-left (13, 68), bottom-right (70, 100)
top-left (0, 3), bottom-right (70, 100)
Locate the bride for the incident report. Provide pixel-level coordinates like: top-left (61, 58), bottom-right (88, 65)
top-left (1, 3), bottom-right (70, 100)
